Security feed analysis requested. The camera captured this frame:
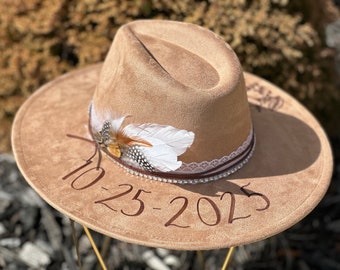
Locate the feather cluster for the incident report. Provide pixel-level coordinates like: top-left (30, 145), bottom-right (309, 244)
top-left (89, 103), bottom-right (195, 172)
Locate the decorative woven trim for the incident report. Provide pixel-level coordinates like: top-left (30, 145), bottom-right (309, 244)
top-left (101, 129), bottom-right (256, 184)
top-left (178, 129), bottom-right (254, 173)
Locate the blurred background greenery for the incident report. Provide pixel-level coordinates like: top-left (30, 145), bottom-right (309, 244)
top-left (1, 0), bottom-right (339, 153)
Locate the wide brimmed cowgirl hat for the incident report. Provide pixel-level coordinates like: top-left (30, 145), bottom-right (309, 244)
top-left (12, 20), bottom-right (333, 250)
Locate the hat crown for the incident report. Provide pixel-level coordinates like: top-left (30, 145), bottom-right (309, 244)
top-left (93, 20), bottom-right (252, 163)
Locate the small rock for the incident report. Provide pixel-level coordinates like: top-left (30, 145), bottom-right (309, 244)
top-left (0, 190), bottom-right (13, 214)
top-left (0, 256), bottom-right (5, 269)
top-left (0, 190), bottom-right (13, 201)
top-left (0, 154), bottom-right (21, 184)
top-left (326, 20), bottom-right (340, 48)
top-left (0, 153), bottom-right (15, 164)
top-left (78, 234), bottom-right (92, 253)
top-left (41, 207), bottom-right (63, 250)
top-left (19, 242), bottom-right (51, 268)
top-left (35, 239), bottom-right (55, 257)
top-left (0, 223), bottom-right (7, 236)
top-left (82, 254), bottom-right (97, 270)
top-left (61, 262), bottom-right (70, 270)
top-left (156, 248), bottom-right (170, 258)
top-left (19, 187), bottom-right (45, 207)
top-left (19, 206), bottom-right (39, 232)
top-left (0, 238), bottom-right (21, 248)
top-left (142, 250), bottom-right (170, 270)
top-left (164, 254), bottom-right (181, 268)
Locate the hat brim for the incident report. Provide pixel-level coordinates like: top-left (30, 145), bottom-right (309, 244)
top-left (12, 64), bottom-right (333, 250)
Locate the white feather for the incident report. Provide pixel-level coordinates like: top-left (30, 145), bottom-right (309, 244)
top-left (137, 137), bottom-right (182, 172)
top-left (90, 102), bottom-right (126, 133)
top-left (89, 103), bottom-right (103, 132)
top-left (123, 124), bottom-right (195, 155)
top-left (110, 116), bottom-right (126, 133)
top-left (89, 105), bottom-right (195, 172)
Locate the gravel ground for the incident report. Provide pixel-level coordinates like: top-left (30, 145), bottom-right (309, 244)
top-left (0, 138), bottom-right (339, 270)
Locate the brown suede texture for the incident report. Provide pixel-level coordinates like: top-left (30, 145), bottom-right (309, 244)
top-left (12, 20), bottom-right (333, 250)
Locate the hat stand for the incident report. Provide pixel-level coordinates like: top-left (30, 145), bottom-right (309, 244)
top-left (69, 218), bottom-right (236, 270)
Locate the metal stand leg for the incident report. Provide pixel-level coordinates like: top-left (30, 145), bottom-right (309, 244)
top-left (70, 220), bottom-right (110, 270)
top-left (70, 219), bottom-right (82, 269)
top-left (196, 250), bottom-right (205, 269)
top-left (83, 225), bottom-right (108, 270)
top-left (71, 218), bottom-right (235, 270)
top-left (221, 246), bottom-right (236, 270)
top-left (96, 236), bottom-right (111, 270)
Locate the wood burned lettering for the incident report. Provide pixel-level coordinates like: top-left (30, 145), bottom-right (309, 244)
top-left (94, 183), bottom-right (270, 228)
top-left (95, 184), bottom-right (151, 217)
top-left (165, 183), bottom-right (269, 228)
top-left (246, 82), bottom-right (284, 112)
top-left (62, 152), bottom-right (105, 190)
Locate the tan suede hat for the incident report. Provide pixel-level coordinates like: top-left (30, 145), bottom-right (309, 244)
top-left (12, 20), bottom-right (333, 250)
